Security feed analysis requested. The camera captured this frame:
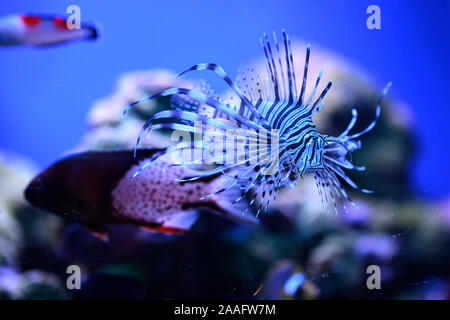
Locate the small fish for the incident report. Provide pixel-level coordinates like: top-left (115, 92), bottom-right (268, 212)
top-left (0, 14), bottom-right (97, 47)
top-left (24, 149), bottom-right (257, 241)
top-left (263, 260), bottom-right (319, 299)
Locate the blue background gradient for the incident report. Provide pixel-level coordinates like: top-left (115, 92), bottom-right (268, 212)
top-left (0, 0), bottom-right (449, 197)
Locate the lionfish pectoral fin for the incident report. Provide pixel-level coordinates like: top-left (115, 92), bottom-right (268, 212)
top-left (139, 210), bottom-right (199, 236)
top-left (208, 188), bottom-right (259, 226)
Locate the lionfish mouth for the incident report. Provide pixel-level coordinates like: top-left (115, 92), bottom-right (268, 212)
top-left (123, 29), bottom-right (391, 216)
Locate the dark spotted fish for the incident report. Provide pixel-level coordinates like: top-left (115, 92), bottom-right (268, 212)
top-left (0, 14), bottom-right (97, 46)
top-left (24, 149), bottom-right (257, 241)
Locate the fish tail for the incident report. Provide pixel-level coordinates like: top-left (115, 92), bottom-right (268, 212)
top-left (83, 24), bottom-right (98, 39)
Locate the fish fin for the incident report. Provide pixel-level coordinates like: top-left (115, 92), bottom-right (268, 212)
top-left (82, 225), bottom-right (110, 242)
top-left (215, 171), bottom-right (259, 225)
top-left (83, 25), bottom-right (98, 40)
top-left (211, 190), bottom-right (259, 225)
top-left (139, 225), bottom-right (187, 235)
top-left (190, 171), bottom-right (259, 225)
top-left (139, 210), bottom-right (199, 236)
top-left (170, 79), bottom-right (219, 114)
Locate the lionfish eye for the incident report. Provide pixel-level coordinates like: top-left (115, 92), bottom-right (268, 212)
top-left (289, 171), bottom-right (296, 181)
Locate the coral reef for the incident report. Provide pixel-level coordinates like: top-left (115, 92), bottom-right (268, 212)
top-left (76, 69), bottom-right (197, 152)
top-left (0, 152), bottom-right (66, 299)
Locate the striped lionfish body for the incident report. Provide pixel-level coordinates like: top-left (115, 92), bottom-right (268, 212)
top-left (124, 30), bottom-right (391, 215)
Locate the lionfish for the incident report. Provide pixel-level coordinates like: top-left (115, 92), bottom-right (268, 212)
top-left (124, 30), bottom-right (391, 215)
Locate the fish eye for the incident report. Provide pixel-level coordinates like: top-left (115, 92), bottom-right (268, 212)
top-left (33, 179), bottom-right (44, 190)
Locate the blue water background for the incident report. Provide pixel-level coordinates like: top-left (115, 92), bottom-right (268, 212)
top-left (0, 0), bottom-right (449, 197)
